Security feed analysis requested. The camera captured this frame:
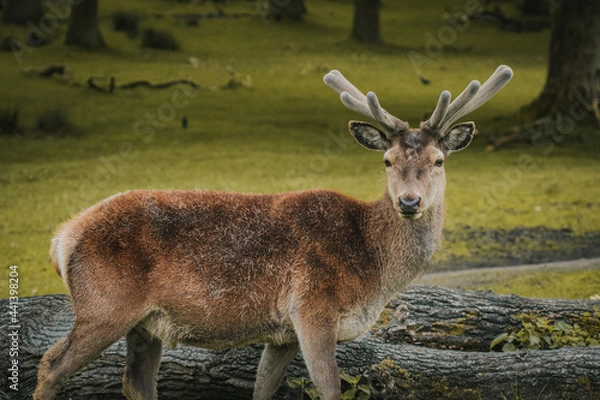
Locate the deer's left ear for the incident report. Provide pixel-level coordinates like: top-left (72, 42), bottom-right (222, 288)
top-left (440, 122), bottom-right (475, 154)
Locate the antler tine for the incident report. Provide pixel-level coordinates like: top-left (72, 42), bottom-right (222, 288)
top-left (426, 65), bottom-right (514, 136)
top-left (442, 65), bottom-right (513, 126)
top-left (324, 70), bottom-right (409, 133)
top-left (434, 80), bottom-right (481, 132)
top-left (340, 91), bottom-right (374, 118)
top-left (427, 90), bottom-right (451, 128)
top-left (366, 92), bottom-right (402, 132)
top-left (324, 70), bottom-right (368, 102)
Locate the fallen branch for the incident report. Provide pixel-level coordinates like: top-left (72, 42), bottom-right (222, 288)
top-left (1, 289), bottom-right (599, 399)
top-left (21, 65), bottom-right (202, 93)
top-left (88, 76), bottom-right (202, 92)
top-left (21, 65), bottom-right (74, 84)
top-left (117, 78), bottom-right (202, 90)
top-left (485, 126), bottom-right (524, 152)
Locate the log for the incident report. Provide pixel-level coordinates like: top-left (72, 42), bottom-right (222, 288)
top-left (1, 289), bottom-right (599, 400)
top-left (377, 285), bottom-right (600, 351)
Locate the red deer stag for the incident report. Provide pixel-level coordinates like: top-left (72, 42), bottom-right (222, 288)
top-left (34, 65), bottom-right (513, 400)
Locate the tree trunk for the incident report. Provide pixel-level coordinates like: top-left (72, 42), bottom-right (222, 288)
top-left (268, 0), bottom-right (306, 22)
top-left (64, 0), bottom-right (104, 49)
top-left (520, 0), bottom-right (600, 122)
top-left (2, 290), bottom-right (599, 400)
top-left (1, 0), bottom-right (43, 25)
top-left (377, 285), bottom-right (600, 351)
top-left (351, 0), bottom-right (382, 43)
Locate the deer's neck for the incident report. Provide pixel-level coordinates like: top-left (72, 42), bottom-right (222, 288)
top-left (366, 190), bottom-right (444, 297)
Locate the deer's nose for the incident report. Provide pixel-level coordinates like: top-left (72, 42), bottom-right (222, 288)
top-left (399, 196), bottom-right (421, 215)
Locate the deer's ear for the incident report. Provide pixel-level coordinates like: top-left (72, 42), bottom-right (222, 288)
top-left (349, 121), bottom-right (391, 151)
top-left (440, 122), bottom-right (475, 154)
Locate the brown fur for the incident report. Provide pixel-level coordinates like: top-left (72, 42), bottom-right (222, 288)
top-left (35, 128), bottom-right (467, 400)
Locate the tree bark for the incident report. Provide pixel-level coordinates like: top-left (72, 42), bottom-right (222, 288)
top-left (1, 0), bottom-right (43, 25)
top-left (351, 0), bottom-right (382, 43)
top-left (377, 285), bottom-right (600, 351)
top-left (64, 0), bottom-right (104, 49)
top-left (267, 0), bottom-right (307, 22)
top-left (1, 290), bottom-right (599, 400)
top-left (520, 0), bottom-right (600, 122)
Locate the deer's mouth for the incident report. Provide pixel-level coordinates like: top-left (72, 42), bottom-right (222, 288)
top-left (398, 211), bottom-right (423, 220)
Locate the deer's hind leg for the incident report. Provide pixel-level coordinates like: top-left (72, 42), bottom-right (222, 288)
top-left (253, 342), bottom-right (300, 400)
top-left (34, 316), bottom-right (132, 400)
top-left (122, 324), bottom-right (163, 400)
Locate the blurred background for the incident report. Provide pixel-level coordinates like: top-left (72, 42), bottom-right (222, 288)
top-left (0, 0), bottom-right (598, 298)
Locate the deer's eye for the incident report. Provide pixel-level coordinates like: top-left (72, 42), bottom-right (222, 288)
top-left (384, 159), bottom-right (392, 168)
top-left (435, 159), bottom-right (444, 167)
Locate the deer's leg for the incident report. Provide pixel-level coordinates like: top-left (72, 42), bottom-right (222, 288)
top-left (34, 317), bottom-right (131, 400)
top-left (122, 324), bottom-right (163, 400)
top-left (253, 342), bottom-right (300, 400)
top-left (292, 310), bottom-right (341, 400)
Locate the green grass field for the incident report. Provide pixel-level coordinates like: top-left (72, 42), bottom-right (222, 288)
top-left (418, 263), bottom-right (600, 299)
top-left (467, 268), bottom-right (600, 299)
top-left (1, 0), bottom-right (599, 298)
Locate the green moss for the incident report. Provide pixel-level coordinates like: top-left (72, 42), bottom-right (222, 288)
top-left (373, 308), bottom-right (393, 330)
top-left (370, 359), bottom-right (482, 400)
top-left (575, 375), bottom-right (592, 392)
top-left (425, 376), bottom-right (481, 400)
top-left (369, 359), bottom-right (414, 392)
top-left (432, 319), bottom-right (469, 336)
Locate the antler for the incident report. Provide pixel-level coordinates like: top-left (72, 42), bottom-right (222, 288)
top-left (323, 70), bottom-right (409, 134)
top-left (423, 65), bottom-right (514, 136)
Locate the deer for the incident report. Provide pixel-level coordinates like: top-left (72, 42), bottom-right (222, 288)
top-left (34, 65), bottom-right (513, 400)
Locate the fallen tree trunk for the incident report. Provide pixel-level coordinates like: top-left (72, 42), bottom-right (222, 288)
top-left (1, 289), bottom-right (599, 400)
top-left (378, 285), bottom-right (600, 351)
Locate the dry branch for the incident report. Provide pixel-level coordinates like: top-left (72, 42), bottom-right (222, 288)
top-left (20, 65), bottom-right (202, 93)
top-left (88, 76), bottom-right (202, 92)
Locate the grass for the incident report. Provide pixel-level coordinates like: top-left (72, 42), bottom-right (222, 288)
top-left (418, 264), bottom-right (600, 299)
top-left (471, 269), bottom-right (600, 299)
top-left (0, 107), bottom-right (20, 135)
top-left (1, 0), bottom-right (599, 297)
top-left (36, 109), bottom-right (72, 135)
top-left (141, 28), bottom-right (179, 50)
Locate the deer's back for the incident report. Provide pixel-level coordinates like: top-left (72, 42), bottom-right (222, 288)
top-left (53, 189), bottom-right (380, 347)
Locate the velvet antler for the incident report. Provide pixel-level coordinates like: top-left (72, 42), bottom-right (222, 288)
top-left (422, 65), bottom-right (514, 136)
top-left (323, 70), bottom-right (409, 135)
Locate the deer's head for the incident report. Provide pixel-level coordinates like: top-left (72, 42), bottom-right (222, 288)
top-left (324, 66), bottom-right (513, 220)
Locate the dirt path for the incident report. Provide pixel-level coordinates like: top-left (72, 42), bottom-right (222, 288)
top-left (416, 257), bottom-right (600, 287)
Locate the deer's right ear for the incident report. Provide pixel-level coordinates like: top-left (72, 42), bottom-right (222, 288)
top-left (349, 121), bottom-right (391, 151)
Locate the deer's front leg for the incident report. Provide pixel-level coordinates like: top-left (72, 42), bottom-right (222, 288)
top-left (291, 307), bottom-right (341, 400)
